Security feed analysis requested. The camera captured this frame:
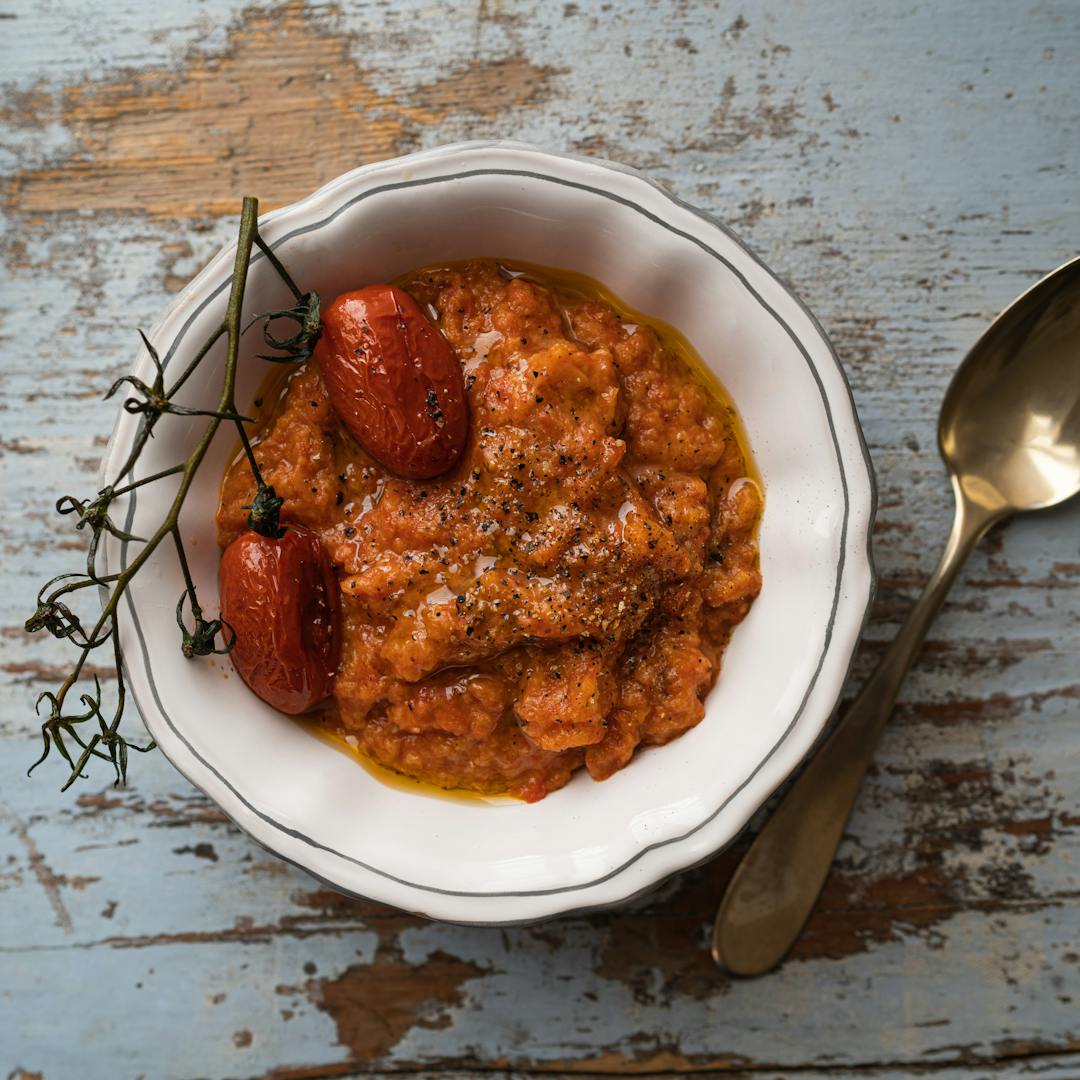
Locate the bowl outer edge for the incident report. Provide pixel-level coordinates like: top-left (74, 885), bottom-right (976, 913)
top-left (99, 140), bottom-right (878, 923)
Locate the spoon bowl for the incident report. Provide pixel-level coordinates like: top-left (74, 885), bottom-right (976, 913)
top-left (941, 257), bottom-right (1080, 513)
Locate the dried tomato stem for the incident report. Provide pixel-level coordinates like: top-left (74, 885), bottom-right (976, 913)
top-left (29, 196), bottom-right (265, 789)
top-left (254, 234), bottom-right (303, 301)
top-left (165, 325), bottom-right (227, 402)
top-left (172, 525), bottom-right (202, 619)
top-left (46, 573), bottom-right (121, 599)
top-left (110, 463), bottom-right (185, 498)
top-left (233, 412), bottom-right (265, 488)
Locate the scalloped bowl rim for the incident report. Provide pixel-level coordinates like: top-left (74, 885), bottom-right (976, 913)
top-left (99, 140), bottom-right (876, 924)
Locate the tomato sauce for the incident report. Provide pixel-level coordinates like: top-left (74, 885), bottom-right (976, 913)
top-left (217, 260), bottom-right (762, 801)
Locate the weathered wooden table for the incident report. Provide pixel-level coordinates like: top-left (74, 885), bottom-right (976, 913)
top-left (3, 2), bottom-right (1078, 1077)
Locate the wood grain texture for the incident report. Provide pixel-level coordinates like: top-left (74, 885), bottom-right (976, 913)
top-left (1, 1), bottom-right (1078, 1077)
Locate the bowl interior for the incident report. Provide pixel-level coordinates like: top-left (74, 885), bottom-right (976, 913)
top-left (105, 150), bottom-right (863, 916)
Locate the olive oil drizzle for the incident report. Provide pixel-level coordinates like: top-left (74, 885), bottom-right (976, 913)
top-left (299, 715), bottom-right (522, 805)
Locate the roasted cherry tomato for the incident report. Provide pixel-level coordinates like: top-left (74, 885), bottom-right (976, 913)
top-left (315, 284), bottom-right (468, 479)
top-left (219, 525), bottom-right (339, 714)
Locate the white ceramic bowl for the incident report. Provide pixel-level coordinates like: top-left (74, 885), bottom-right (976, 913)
top-left (100, 141), bottom-right (875, 923)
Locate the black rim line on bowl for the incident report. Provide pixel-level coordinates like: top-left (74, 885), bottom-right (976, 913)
top-left (111, 165), bottom-right (865, 901)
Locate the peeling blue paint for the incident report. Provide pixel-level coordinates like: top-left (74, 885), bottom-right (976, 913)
top-left (2, 0), bottom-right (1078, 1077)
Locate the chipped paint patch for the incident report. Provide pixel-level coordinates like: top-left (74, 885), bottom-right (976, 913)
top-left (702, 74), bottom-right (803, 151)
top-left (173, 841), bottom-right (219, 861)
top-left (307, 945), bottom-right (487, 1061)
top-left (4, 806), bottom-right (74, 932)
top-left (3, 1), bottom-right (563, 218)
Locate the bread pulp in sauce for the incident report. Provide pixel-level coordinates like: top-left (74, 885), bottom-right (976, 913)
top-left (217, 259), bottom-right (762, 801)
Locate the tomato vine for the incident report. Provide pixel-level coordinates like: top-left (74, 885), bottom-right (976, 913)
top-left (25, 196), bottom-right (321, 790)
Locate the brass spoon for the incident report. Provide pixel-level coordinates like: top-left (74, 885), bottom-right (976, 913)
top-left (713, 256), bottom-right (1080, 976)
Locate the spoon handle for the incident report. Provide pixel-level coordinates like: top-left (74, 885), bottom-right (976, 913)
top-left (712, 488), bottom-right (1000, 976)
